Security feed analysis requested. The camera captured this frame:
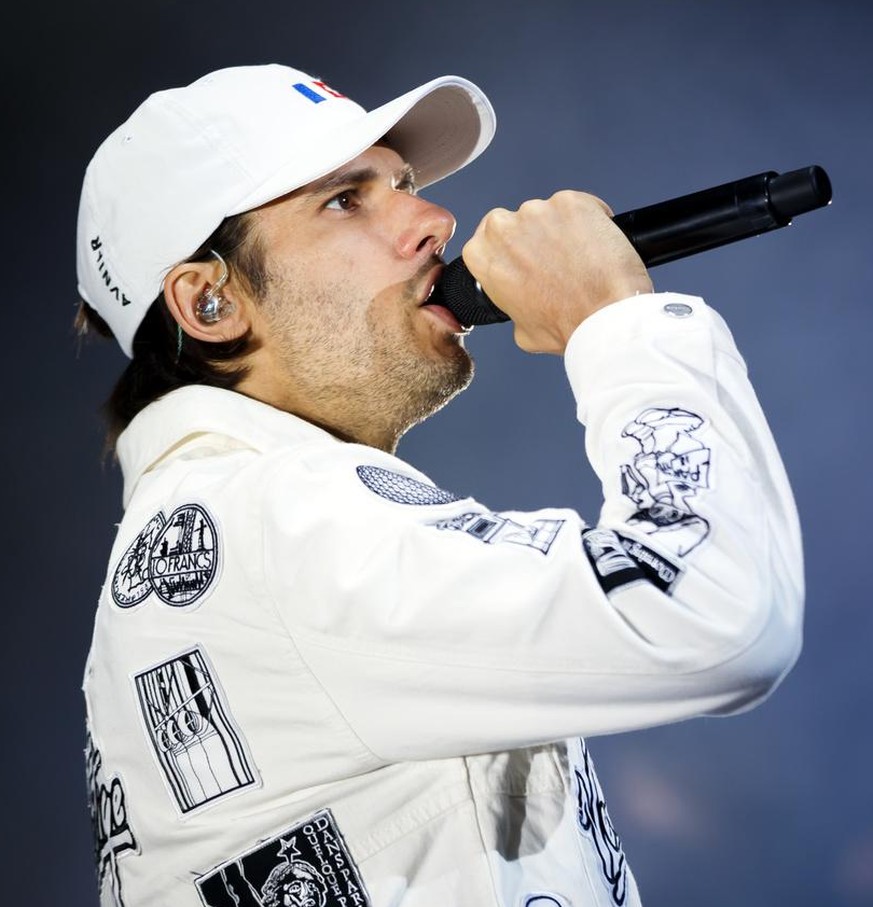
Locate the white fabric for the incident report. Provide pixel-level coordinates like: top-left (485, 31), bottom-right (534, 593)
top-left (83, 292), bottom-right (803, 907)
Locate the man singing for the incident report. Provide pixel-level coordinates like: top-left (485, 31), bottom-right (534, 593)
top-left (76, 63), bottom-right (803, 907)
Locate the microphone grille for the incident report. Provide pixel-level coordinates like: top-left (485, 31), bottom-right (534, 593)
top-left (434, 258), bottom-right (510, 326)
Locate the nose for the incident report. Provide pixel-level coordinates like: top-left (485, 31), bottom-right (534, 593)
top-left (393, 194), bottom-right (456, 260)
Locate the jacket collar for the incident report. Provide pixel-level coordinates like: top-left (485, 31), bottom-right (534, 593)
top-left (116, 385), bottom-right (341, 507)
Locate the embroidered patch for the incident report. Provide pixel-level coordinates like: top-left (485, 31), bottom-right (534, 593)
top-left (134, 647), bottom-right (258, 815)
top-left (196, 808), bottom-right (371, 907)
top-left (433, 511), bottom-right (564, 555)
top-left (582, 528), bottom-right (682, 595)
top-left (620, 407), bottom-right (711, 556)
top-left (620, 534), bottom-right (682, 593)
top-left (582, 528), bottom-right (646, 594)
top-left (112, 512), bottom-right (167, 607)
top-left (357, 465), bottom-right (460, 505)
top-left (150, 505), bottom-right (220, 605)
top-left (572, 738), bottom-right (628, 907)
top-left (523, 894), bottom-right (570, 907)
top-left (111, 504), bottom-right (220, 609)
top-left (86, 728), bottom-right (138, 907)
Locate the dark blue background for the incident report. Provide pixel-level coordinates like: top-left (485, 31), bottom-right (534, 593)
top-left (5, 1), bottom-right (871, 904)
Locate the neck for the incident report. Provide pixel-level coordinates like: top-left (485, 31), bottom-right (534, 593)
top-left (238, 367), bottom-right (405, 453)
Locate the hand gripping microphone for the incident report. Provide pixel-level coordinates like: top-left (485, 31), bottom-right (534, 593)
top-left (431, 165), bottom-right (832, 326)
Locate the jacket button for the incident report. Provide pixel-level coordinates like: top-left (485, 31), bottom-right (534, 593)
top-left (663, 302), bottom-right (693, 317)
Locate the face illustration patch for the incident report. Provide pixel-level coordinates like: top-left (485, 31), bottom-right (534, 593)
top-left (111, 504), bottom-right (220, 609)
top-left (196, 809), bottom-right (370, 907)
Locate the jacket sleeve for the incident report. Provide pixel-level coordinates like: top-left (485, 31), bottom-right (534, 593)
top-left (260, 292), bottom-right (804, 762)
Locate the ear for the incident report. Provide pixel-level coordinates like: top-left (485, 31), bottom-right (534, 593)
top-left (163, 258), bottom-right (252, 344)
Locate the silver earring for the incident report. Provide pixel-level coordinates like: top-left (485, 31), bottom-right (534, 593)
top-left (195, 249), bottom-right (235, 323)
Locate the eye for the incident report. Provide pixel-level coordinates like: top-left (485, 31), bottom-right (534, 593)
top-left (325, 189), bottom-right (359, 211)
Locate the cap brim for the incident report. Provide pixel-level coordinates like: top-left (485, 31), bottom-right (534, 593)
top-left (229, 75), bottom-right (495, 215)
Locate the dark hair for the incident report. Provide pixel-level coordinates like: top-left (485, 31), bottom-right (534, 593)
top-left (77, 213), bottom-right (268, 451)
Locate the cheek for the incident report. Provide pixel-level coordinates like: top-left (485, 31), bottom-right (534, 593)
top-left (262, 248), bottom-right (416, 354)
top-left (365, 291), bottom-right (419, 340)
top-left (311, 229), bottom-right (390, 279)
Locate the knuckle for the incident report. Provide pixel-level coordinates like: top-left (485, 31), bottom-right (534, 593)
top-left (550, 189), bottom-right (609, 213)
top-left (480, 206), bottom-right (511, 233)
top-left (484, 206), bottom-right (521, 241)
top-left (518, 197), bottom-right (546, 215)
top-left (551, 189), bottom-right (592, 208)
top-left (486, 205), bottom-right (512, 222)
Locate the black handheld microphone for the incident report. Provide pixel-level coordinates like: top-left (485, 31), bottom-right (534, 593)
top-left (431, 165), bottom-right (832, 326)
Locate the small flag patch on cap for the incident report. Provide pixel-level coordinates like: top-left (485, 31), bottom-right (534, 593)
top-left (293, 82), bottom-right (327, 103)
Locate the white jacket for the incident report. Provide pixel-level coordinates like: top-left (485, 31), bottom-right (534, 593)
top-left (83, 292), bottom-right (804, 907)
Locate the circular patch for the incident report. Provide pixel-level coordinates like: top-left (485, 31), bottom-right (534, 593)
top-left (356, 465), bottom-right (460, 505)
top-left (111, 513), bottom-right (167, 608)
top-left (148, 504), bottom-right (219, 607)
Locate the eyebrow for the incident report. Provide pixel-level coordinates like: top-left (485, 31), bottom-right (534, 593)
top-left (305, 162), bottom-right (417, 198)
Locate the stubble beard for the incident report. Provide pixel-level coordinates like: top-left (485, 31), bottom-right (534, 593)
top-left (261, 267), bottom-right (474, 450)
top-left (365, 302), bottom-right (474, 439)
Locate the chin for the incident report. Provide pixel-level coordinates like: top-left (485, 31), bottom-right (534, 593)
top-left (406, 350), bottom-right (475, 428)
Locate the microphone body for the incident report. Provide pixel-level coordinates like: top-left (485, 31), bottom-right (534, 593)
top-left (432, 165), bottom-right (831, 326)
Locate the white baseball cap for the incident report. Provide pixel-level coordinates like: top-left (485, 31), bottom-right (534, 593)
top-left (76, 63), bottom-right (496, 357)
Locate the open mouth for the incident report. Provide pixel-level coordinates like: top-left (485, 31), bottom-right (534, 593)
top-left (417, 263), bottom-right (444, 306)
top-left (418, 264), bottom-right (472, 334)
